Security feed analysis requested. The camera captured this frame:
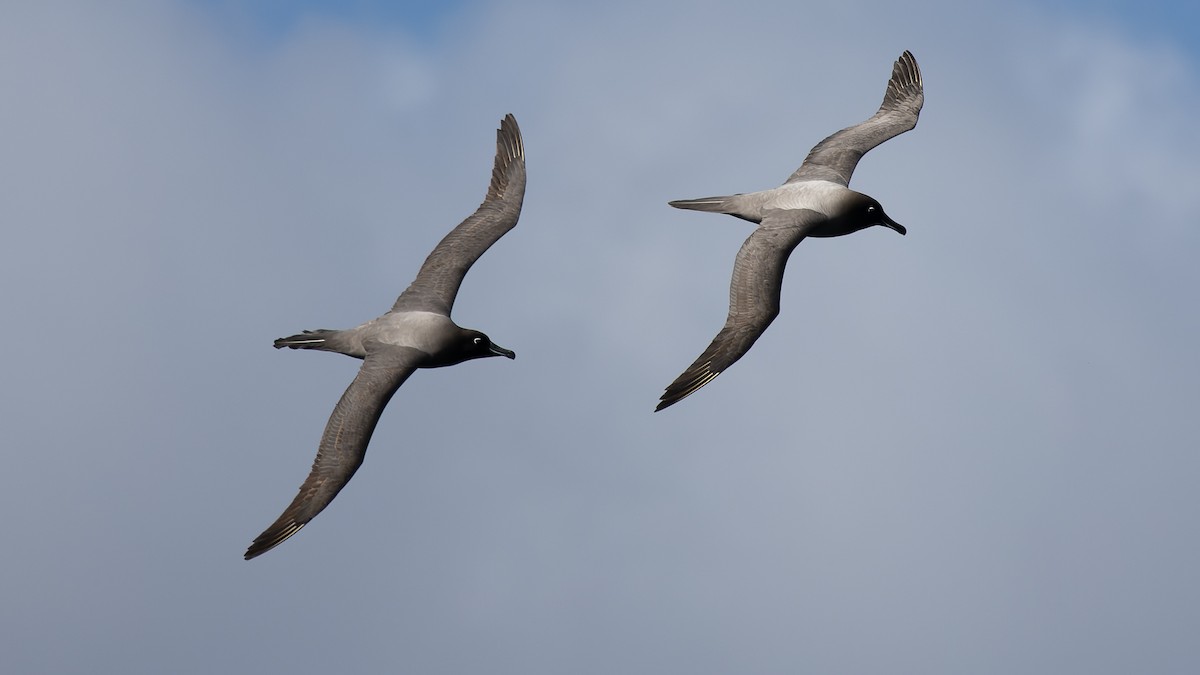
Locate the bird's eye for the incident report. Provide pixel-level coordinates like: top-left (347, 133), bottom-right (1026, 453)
top-left (473, 337), bottom-right (483, 345)
top-left (866, 205), bottom-right (877, 214)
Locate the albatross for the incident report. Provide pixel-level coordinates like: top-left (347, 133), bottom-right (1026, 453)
top-left (245, 114), bottom-right (525, 559)
top-left (657, 51), bottom-right (923, 411)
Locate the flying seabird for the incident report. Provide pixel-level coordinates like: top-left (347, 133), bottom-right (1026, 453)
top-left (656, 51), bottom-right (923, 411)
top-left (245, 114), bottom-right (525, 559)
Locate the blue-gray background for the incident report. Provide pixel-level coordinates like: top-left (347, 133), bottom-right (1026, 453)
top-left (3, 1), bottom-right (1198, 673)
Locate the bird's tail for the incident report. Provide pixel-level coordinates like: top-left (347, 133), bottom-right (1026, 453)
top-left (668, 195), bottom-right (736, 213)
top-left (274, 329), bottom-right (338, 350)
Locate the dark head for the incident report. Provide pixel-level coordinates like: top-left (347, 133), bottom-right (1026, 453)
top-left (460, 329), bottom-right (516, 362)
top-left (811, 192), bottom-right (907, 238)
top-left (420, 328), bottom-right (515, 368)
top-left (854, 193), bottom-right (906, 235)
top-left (425, 329), bottom-right (515, 368)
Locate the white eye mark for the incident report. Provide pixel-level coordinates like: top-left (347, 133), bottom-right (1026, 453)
top-left (867, 205), bottom-right (877, 213)
top-left (473, 337), bottom-right (483, 345)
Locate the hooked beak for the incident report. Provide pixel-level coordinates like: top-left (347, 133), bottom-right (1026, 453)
top-left (489, 343), bottom-right (516, 359)
top-left (881, 214), bottom-right (907, 235)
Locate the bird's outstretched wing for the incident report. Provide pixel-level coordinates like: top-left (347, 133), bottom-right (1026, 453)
top-left (656, 211), bottom-right (819, 411)
top-left (245, 349), bottom-right (419, 559)
top-left (392, 114), bottom-right (526, 316)
top-left (785, 51), bottom-right (923, 187)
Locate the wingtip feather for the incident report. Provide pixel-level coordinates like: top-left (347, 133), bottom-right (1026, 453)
top-left (486, 114), bottom-right (525, 202)
top-left (655, 365), bottom-right (721, 411)
top-left (244, 521), bottom-right (306, 560)
top-left (883, 50), bottom-right (923, 112)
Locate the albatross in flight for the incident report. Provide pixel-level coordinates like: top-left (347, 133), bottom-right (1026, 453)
top-left (656, 51), bottom-right (923, 411)
top-left (245, 114), bottom-right (525, 559)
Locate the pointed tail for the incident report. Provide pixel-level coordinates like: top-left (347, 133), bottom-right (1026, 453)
top-left (274, 329), bottom-right (337, 350)
top-left (668, 196), bottom-right (735, 213)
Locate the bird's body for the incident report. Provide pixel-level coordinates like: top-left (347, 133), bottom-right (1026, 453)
top-left (680, 180), bottom-right (861, 226)
top-left (657, 51), bottom-right (923, 411)
top-left (279, 312), bottom-right (475, 363)
top-left (245, 114), bottom-right (525, 560)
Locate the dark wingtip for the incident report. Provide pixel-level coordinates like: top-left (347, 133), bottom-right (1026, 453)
top-left (244, 521), bottom-right (305, 560)
top-left (654, 387), bottom-right (695, 412)
top-left (486, 114), bottom-right (525, 202)
top-left (897, 50), bottom-right (921, 84)
top-left (881, 50), bottom-right (923, 115)
top-left (655, 366), bottom-right (721, 412)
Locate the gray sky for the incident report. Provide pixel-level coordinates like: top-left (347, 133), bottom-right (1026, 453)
top-left (3, 1), bottom-right (1199, 673)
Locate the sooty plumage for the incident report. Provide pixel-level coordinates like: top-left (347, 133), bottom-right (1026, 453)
top-left (657, 51), bottom-right (923, 411)
top-left (245, 114), bottom-right (525, 559)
